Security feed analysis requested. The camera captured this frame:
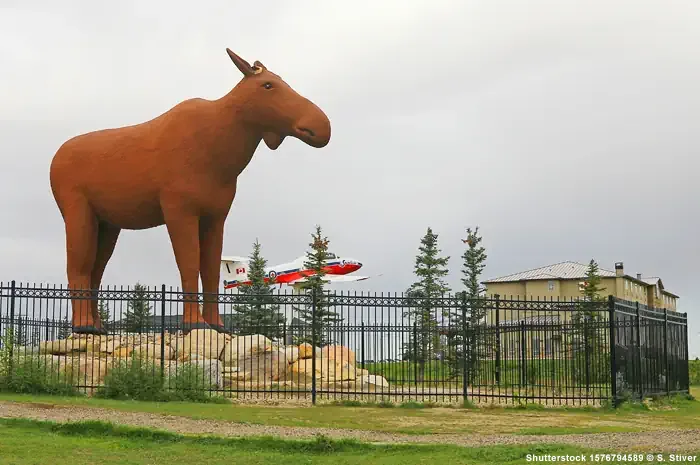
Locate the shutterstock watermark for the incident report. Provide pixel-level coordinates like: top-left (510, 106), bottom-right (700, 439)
top-left (526, 453), bottom-right (698, 462)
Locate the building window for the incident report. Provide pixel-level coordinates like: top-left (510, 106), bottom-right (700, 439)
top-left (548, 280), bottom-right (555, 291)
top-left (532, 338), bottom-right (540, 357)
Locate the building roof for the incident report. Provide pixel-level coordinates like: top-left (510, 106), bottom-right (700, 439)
top-left (482, 261), bottom-right (616, 283)
top-left (482, 261), bottom-right (680, 299)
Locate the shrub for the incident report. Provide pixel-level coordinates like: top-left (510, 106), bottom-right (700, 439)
top-left (94, 355), bottom-right (164, 401)
top-left (95, 355), bottom-right (226, 404)
top-left (0, 329), bottom-right (78, 395)
top-left (163, 362), bottom-right (224, 403)
top-left (0, 355), bottom-right (79, 396)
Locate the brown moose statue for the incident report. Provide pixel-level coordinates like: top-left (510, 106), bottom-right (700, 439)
top-left (49, 48), bottom-right (331, 335)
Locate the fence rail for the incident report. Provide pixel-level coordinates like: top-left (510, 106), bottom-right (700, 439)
top-left (0, 281), bottom-right (690, 407)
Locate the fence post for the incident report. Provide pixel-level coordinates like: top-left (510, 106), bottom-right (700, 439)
top-left (662, 308), bottom-right (669, 396)
top-left (9, 280), bottom-right (16, 362)
top-left (520, 320), bottom-right (526, 387)
top-left (45, 317), bottom-right (50, 342)
top-left (413, 321), bottom-right (418, 387)
top-left (311, 286), bottom-right (317, 405)
top-left (584, 317), bottom-right (591, 392)
top-left (361, 322), bottom-right (365, 370)
top-left (160, 285), bottom-right (166, 380)
top-left (635, 301), bottom-right (643, 400)
top-left (495, 294), bottom-right (501, 385)
top-left (607, 295), bottom-right (618, 407)
top-left (684, 312), bottom-right (690, 393)
top-left (461, 298), bottom-right (468, 403)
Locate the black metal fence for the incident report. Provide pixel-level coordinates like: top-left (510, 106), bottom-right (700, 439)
top-left (0, 281), bottom-right (690, 407)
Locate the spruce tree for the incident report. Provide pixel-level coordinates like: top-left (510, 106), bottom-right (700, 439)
top-left (57, 316), bottom-right (71, 340)
top-left (573, 259), bottom-right (608, 385)
top-left (581, 259), bottom-right (606, 303)
top-left (231, 239), bottom-right (286, 340)
top-left (124, 282), bottom-right (153, 333)
top-left (98, 300), bottom-right (110, 329)
top-left (295, 225), bottom-right (341, 346)
top-left (448, 226), bottom-right (487, 381)
top-left (404, 227), bottom-right (450, 381)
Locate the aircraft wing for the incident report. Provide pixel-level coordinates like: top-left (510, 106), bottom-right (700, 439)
top-left (221, 255), bottom-right (250, 263)
top-left (320, 275), bottom-right (370, 283)
top-left (288, 274), bottom-right (372, 288)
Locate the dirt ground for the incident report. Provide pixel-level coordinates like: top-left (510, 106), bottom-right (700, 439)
top-left (1, 401), bottom-right (699, 453)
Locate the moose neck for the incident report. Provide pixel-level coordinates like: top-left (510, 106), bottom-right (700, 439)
top-left (205, 86), bottom-right (266, 181)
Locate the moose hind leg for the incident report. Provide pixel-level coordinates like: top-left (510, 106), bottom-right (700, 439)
top-left (63, 197), bottom-right (104, 334)
top-left (199, 216), bottom-right (226, 332)
top-left (90, 222), bottom-right (121, 329)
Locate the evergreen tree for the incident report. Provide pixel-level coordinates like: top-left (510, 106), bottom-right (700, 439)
top-left (572, 259), bottom-right (608, 385)
top-left (98, 300), bottom-right (110, 329)
top-left (124, 282), bottom-right (153, 333)
top-left (448, 227), bottom-right (488, 381)
top-left (581, 259), bottom-right (606, 303)
top-left (295, 225), bottom-right (342, 346)
top-left (13, 317), bottom-right (27, 346)
top-left (231, 239), bottom-right (286, 340)
top-left (57, 316), bottom-right (71, 340)
top-left (404, 227), bottom-right (450, 381)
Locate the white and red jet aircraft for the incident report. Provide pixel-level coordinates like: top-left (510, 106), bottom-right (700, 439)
top-left (220, 252), bottom-right (370, 290)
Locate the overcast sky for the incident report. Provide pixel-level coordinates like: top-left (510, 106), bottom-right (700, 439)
top-left (1, 0), bottom-right (698, 357)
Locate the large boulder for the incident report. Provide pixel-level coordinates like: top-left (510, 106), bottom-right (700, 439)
top-left (356, 374), bottom-right (390, 392)
top-left (220, 334), bottom-right (272, 366)
top-left (39, 338), bottom-right (87, 355)
top-left (113, 346), bottom-right (133, 358)
top-left (42, 354), bottom-right (111, 387)
top-left (238, 348), bottom-right (289, 382)
top-left (284, 346), bottom-right (300, 365)
top-left (131, 342), bottom-right (175, 360)
top-left (287, 357), bottom-right (356, 386)
top-left (181, 329), bottom-right (227, 360)
top-left (297, 343), bottom-right (318, 359)
top-left (320, 345), bottom-right (356, 365)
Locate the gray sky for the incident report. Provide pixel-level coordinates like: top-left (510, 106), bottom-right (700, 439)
top-left (1, 0), bottom-right (699, 357)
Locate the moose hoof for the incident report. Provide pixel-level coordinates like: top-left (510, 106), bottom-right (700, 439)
top-left (181, 321), bottom-right (212, 334)
top-left (207, 324), bottom-right (232, 335)
top-left (72, 325), bottom-right (108, 336)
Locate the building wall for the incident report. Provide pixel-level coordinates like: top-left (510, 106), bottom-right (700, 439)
top-left (485, 277), bottom-right (678, 312)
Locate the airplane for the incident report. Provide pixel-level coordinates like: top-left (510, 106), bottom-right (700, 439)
top-left (220, 252), bottom-right (372, 290)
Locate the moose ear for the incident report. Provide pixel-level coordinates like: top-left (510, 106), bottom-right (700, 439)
top-left (226, 48), bottom-right (255, 77)
top-left (252, 60), bottom-right (267, 73)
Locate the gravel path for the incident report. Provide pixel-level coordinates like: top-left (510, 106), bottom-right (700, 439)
top-left (1, 401), bottom-right (699, 453)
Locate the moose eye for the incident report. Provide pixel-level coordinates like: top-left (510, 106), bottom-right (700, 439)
top-left (263, 82), bottom-right (273, 89)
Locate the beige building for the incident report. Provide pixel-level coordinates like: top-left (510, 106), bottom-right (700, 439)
top-left (477, 261), bottom-right (680, 361)
top-left (482, 261), bottom-right (679, 311)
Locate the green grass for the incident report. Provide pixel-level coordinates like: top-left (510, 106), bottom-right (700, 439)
top-left (690, 359), bottom-right (699, 386)
top-left (1, 387), bottom-right (698, 436)
top-left (366, 358), bottom-right (611, 387)
top-left (0, 417), bottom-right (673, 465)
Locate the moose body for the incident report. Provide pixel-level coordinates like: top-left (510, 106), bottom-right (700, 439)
top-left (49, 49), bottom-right (331, 335)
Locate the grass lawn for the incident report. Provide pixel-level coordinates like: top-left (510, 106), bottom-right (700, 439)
top-left (0, 386), bottom-right (698, 436)
top-left (0, 417), bottom-right (669, 465)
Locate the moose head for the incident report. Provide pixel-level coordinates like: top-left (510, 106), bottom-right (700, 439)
top-left (226, 48), bottom-right (331, 151)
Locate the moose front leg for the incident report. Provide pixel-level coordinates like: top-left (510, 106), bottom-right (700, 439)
top-left (199, 216), bottom-right (227, 332)
top-left (163, 209), bottom-right (209, 332)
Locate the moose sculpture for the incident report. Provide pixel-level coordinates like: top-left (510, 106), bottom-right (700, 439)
top-left (49, 48), bottom-right (331, 335)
